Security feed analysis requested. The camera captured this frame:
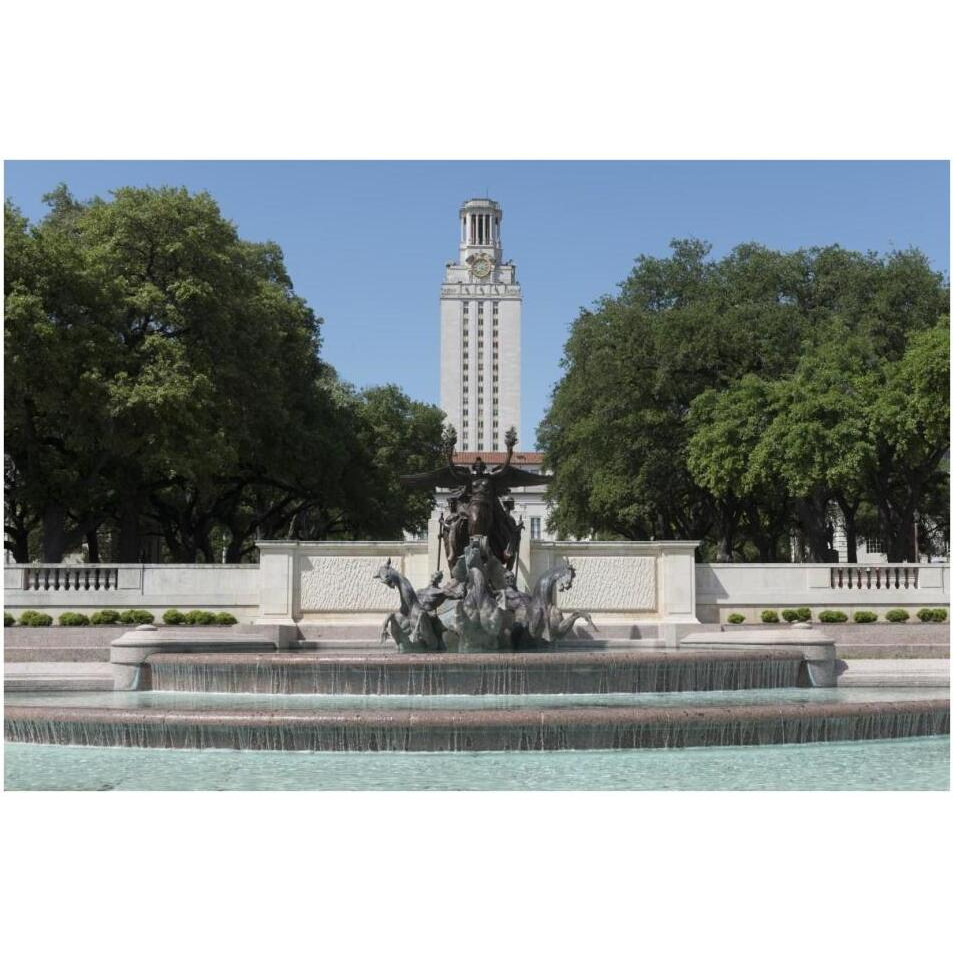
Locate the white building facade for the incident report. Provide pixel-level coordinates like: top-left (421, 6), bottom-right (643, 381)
top-left (430, 198), bottom-right (555, 542)
top-left (439, 198), bottom-right (520, 453)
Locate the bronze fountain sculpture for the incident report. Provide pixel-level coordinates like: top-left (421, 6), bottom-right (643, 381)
top-left (374, 426), bottom-right (597, 653)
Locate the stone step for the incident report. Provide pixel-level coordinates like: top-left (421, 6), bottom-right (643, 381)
top-left (4, 662), bottom-right (115, 693)
top-left (5, 675), bottom-right (116, 692)
top-left (825, 623), bottom-right (950, 644)
top-left (3, 625), bottom-right (126, 647)
top-left (5, 646), bottom-right (112, 663)
top-left (837, 658), bottom-right (950, 688)
top-left (837, 644), bottom-right (949, 660)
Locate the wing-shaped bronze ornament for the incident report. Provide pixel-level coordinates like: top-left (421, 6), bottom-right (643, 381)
top-left (399, 465), bottom-right (471, 489)
top-left (490, 465), bottom-right (553, 490)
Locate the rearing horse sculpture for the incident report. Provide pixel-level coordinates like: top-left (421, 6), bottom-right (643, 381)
top-left (374, 559), bottom-right (443, 652)
top-left (516, 561), bottom-right (598, 645)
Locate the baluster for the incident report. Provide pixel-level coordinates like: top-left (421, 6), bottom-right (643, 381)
top-left (894, 567), bottom-right (901, 589)
top-left (42, 568), bottom-right (50, 591)
top-left (874, 567), bottom-right (881, 589)
top-left (913, 568), bottom-right (919, 589)
top-left (848, 567), bottom-right (856, 589)
top-left (92, 567), bottom-right (100, 590)
top-left (837, 567), bottom-right (843, 588)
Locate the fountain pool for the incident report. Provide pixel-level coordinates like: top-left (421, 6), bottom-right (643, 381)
top-left (5, 734), bottom-right (948, 791)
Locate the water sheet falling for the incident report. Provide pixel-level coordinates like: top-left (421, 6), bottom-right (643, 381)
top-left (6, 699), bottom-right (948, 753)
top-left (147, 650), bottom-right (808, 696)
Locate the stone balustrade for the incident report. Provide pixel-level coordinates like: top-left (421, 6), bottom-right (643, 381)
top-left (696, 562), bottom-right (949, 623)
top-left (829, 565), bottom-right (919, 590)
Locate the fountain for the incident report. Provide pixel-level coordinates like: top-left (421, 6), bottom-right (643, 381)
top-left (3, 427), bottom-right (949, 772)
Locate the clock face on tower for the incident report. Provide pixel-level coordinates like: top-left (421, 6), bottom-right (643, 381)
top-left (471, 256), bottom-right (492, 279)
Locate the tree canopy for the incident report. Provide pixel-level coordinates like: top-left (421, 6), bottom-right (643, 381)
top-left (4, 186), bottom-right (444, 562)
top-left (539, 239), bottom-right (949, 562)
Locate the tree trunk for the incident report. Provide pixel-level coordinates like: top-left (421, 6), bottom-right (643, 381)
top-left (42, 503), bottom-right (68, 563)
top-left (85, 529), bottom-right (100, 563)
top-left (5, 534), bottom-right (30, 563)
top-left (117, 500), bottom-right (141, 562)
top-left (795, 494), bottom-right (830, 562)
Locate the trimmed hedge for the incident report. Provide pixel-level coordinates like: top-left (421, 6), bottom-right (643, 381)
top-left (853, 610), bottom-right (878, 624)
top-left (727, 613), bottom-right (745, 624)
top-left (760, 609), bottom-right (779, 623)
top-left (4, 612), bottom-right (15, 627)
top-left (90, 609), bottom-right (122, 625)
top-left (213, 612), bottom-right (238, 625)
top-left (19, 610), bottom-right (53, 627)
top-left (818, 610), bottom-right (848, 624)
top-left (184, 609), bottom-right (216, 625)
top-left (794, 607), bottom-right (812, 622)
top-left (885, 609), bottom-right (910, 623)
top-left (163, 609), bottom-right (186, 625)
top-left (58, 612), bottom-right (90, 626)
top-left (917, 607), bottom-right (949, 623)
top-left (781, 609), bottom-right (799, 623)
top-left (119, 609), bottom-right (155, 625)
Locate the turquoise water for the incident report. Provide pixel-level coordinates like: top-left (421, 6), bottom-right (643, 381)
top-left (8, 686), bottom-right (949, 712)
top-left (4, 736), bottom-right (948, 790)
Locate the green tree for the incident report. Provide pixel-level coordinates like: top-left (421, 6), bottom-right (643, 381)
top-left (540, 239), bottom-right (949, 561)
top-left (5, 185), bottom-right (446, 562)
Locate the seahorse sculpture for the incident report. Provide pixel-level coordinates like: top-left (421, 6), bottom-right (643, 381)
top-left (374, 559), bottom-right (443, 653)
top-left (440, 542), bottom-right (514, 651)
top-left (517, 561), bottom-right (598, 646)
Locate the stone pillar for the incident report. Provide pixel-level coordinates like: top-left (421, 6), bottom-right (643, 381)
top-left (658, 541), bottom-right (700, 645)
top-left (254, 541), bottom-right (298, 625)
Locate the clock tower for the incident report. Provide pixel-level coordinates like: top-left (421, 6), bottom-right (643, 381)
top-left (439, 198), bottom-right (521, 453)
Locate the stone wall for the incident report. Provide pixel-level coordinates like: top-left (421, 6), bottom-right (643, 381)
top-left (696, 562), bottom-right (950, 623)
top-left (4, 563), bottom-right (260, 622)
top-left (5, 547), bottom-right (949, 628)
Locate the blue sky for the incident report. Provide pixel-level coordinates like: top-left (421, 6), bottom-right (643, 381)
top-left (5, 161), bottom-right (949, 449)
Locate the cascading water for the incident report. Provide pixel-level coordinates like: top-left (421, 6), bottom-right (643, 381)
top-left (146, 650), bottom-right (807, 696)
top-left (5, 699), bottom-right (949, 753)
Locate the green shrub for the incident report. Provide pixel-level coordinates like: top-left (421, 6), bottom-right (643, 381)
top-left (163, 609), bottom-right (185, 625)
top-left (4, 612), bottom-right (15, 627)
top-left (119, 609), bottom-right (155, 625)
top-left (932, 608), bottom-right (948, 622)
top-left (19, 610), bottom-right (53, 627)
top-left (184, 609), bottom-right (216, 625)
top-left (57, 611), bottom-right (90, 626)
top-left (884, 609), bottom-right (909, 623)
top-left (917, 607), bottom-right (949, 623)
top-left (727, 613), bottom-right (745, 624)
top-left (760, 609), bottom-right (779, 623)
top-left (794, 607), bottom-right (812, 622)
top-left (818, 610), bottom-right (848, 624)
top-left (213, 612), bottom-right (238, 625)
top-left (90, 609), bottom-right (122, 625)
top-left (781, 609), bottom-right (799, 623)
top-left (853, 610), bottom-right (878, 624)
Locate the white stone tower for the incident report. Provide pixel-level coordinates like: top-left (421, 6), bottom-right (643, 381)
top-left (439, 198), bottom-right (521, 452)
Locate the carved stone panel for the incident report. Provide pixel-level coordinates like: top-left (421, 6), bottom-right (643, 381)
top-left (299, 556), bottom-right (401, 612)
top-left (555, 556), bottom-right (657, 611)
